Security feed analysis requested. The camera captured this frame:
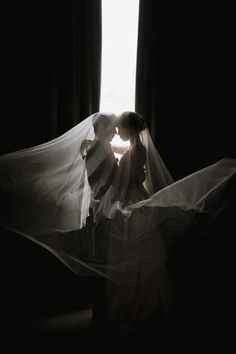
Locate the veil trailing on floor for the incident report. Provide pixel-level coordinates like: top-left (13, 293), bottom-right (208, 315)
top-left (0, 112), bottom-right (235, 333)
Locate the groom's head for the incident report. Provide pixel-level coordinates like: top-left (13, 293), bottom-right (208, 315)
top-left (92, 113), bottom-right (117, 142)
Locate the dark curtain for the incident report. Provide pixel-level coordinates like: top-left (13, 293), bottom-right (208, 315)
top-left (135, 0), bottom-right (168, 146)
top-left (136, 0), bottom-right (234, 179)
top-left (1, 0), bottom-right (101, 154)
top-left (135, 2), bottom-right (233, 352)
top-left (2, 0), bottom-right (102, 340)
top-left (49, 0), bottom-right (102, 137)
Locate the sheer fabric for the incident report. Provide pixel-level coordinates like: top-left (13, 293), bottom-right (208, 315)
top-left (0, 112), bottom-right (235, 333)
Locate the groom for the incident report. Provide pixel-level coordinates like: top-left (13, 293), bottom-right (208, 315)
top-left (84, 113), bottom-right (118, 330)
top-left (85, 113), bottom-right (118, 201)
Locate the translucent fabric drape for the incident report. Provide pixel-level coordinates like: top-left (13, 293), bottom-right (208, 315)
top-left (0, 112), bottom-right (235, 333)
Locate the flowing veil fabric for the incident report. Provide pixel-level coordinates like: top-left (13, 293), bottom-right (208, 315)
top-left (0, 112), bottom-right (235, 333)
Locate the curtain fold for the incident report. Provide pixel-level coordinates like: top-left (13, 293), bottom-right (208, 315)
top-left (1, 0), bottom-right (102, 154)
top-left (1, 0), bottom-right (102, 321)
top-left (135, 1), bottom-right (233, 178)
top-left (135, 0), bottom-right (168, 145)
top-left (50, 0), bottom-right (102, 137)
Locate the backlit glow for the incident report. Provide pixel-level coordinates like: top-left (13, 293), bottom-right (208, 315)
top-left (111, 131), bottom-right (130, 160)
top-left (100, 0), bottom-right (140, 115)
top-left (111, 134), bottom-right (130, 148)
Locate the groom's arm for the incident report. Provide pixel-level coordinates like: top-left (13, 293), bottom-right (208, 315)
top-left (101, 145), bottom-right (119, 191)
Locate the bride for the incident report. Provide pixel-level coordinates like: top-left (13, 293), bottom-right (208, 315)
top-left (0, 111), bottom-right (235, 335)
top-left (103, 112), bottom-right (174, 334)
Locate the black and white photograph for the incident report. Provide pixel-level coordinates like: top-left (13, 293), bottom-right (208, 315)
top-left (1, 1), bottom-right (235, 353)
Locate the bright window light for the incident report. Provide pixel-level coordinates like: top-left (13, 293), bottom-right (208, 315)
top-left (100, 0), bottom-right (140, 115)
top-left (110, 129), bottom-right (130, 160)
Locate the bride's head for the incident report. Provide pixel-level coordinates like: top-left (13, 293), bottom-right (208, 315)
top-left (117, 111), bottom-right (146, 144)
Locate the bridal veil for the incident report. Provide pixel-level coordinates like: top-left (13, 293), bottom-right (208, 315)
top-left (0, 112), bottom-right (235, 332)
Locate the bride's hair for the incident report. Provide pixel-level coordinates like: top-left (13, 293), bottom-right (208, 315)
top-left (118, 111), bottom-right (146, 134)
top-left (118, 111), bottom-right (146, 145)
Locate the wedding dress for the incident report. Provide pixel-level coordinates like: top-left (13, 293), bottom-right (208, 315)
top-left (0, 112), bottom-right (235, 334)
top-left (104, 140), bottom-right (173, 333)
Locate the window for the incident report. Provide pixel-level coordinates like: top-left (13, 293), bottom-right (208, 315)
top-left (100, 0), bottom-right (140, 114)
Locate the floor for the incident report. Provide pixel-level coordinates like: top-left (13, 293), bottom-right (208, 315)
top-left (4, 303), bottom-right (232, 354)
top-left (3, 224), bottom-right (233, 353)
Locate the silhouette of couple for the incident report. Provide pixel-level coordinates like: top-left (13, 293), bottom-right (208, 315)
top-left (81, 112), bottom-right (173, 335)
top-left (82, 111), bottom-right (148, 207)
